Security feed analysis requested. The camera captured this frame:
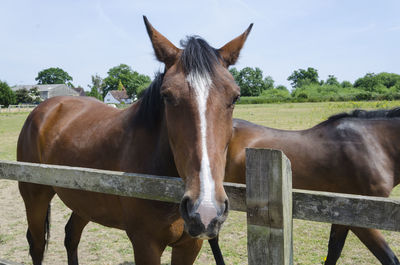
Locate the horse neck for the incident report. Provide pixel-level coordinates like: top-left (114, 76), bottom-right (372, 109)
top-left (121, 102), bottom-right (179, 177)
top-left (252, 126), bottom-right (305, 150)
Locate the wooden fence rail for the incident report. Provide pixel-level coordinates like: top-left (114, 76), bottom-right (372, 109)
top-left (0, 105), bottom-right (37, 113)
top-left (1, 148), bottom-right (399, 264)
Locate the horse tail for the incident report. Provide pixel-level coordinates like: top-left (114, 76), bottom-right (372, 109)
top-left (45, 203), bottom-right (51, 250)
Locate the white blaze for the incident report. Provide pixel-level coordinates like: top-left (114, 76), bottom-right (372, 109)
top-left (187, 71), bottom-right (217, 227)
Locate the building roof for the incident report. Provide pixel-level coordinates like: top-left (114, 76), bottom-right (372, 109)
top-left (11, 84), bottom-right (80, 98)
top-left (73, 86), bottom-right (86, 96)
top-left (110, 90), bottom-right (130, 101)
top-left (12, 84), bottom-right (69, 92)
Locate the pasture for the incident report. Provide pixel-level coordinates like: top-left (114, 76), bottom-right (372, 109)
top-left (1, 101), bottom-right (400, 264)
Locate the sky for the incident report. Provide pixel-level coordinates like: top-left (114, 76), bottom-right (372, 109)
top-left (1, 0), bottom-right (399, 90)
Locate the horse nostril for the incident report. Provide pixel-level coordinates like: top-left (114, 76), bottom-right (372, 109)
top-left (223, 198), bottom-right (229, 215)
top-left (179, 196), bottom-right (192, 220)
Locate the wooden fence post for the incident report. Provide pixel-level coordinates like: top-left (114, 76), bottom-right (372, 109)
top-left (246, 148), bottom-right (293, 265)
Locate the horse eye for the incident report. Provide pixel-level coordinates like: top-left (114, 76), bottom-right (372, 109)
top-left (161, 92), bottom-right (172, 102)
top-left (232, 95), bottom-right (240, 106)
top-left (161, 92), bottom-right (178, 106)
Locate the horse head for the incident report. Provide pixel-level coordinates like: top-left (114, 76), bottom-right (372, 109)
top-left (144, 16), bottom-right (252, 239)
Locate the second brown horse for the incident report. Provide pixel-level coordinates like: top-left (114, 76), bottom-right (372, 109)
top-left (226, 109), bottom-right (400, 265)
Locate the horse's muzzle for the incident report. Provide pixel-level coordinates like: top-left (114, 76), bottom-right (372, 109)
top-left (179, 196), bottom-right (229, 239)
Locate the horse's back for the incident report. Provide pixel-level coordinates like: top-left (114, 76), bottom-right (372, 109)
top-left (327, 118), bottom-right (400, 194)
top-left (228, 118), bottom-right (398, 196)
top-left (17, 96), bottom-right (121, 165)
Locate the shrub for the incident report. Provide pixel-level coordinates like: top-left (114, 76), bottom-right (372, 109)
top-left (0, 81), bottom-right (16, 107)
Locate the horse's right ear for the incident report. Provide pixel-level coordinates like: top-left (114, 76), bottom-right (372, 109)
top-left (143, 16), bottom-right (180, 68)
top-left (218, 23), bottom-right (253, 67)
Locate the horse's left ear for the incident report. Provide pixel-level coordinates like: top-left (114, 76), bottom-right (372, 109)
top-left (218, 23), bottom-right (253, 67)
top-left (143, 16), bottom-right (180, 68)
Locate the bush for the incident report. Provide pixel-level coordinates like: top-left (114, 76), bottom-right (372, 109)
top-left (234, 70), bottom-right (400, 104)
top-left (261, 88), bottom-right (291, 101)
top-left (354, 92), bottom-right (373, 101)
top-left (0, 81), bottom-right (16, 107)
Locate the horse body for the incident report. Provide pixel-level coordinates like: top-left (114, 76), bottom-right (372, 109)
top-left (227, 118), bottom-right (400, 195)
top-left (226, 111), bottom-right (400, 265)
top-left (18, 95), bottom-right (186, 263)
top-left (17, 17), bottom-right (253, 265)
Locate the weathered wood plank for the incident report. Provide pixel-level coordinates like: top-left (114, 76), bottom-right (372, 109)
top-left (0, 160), bottom-right (246, 211)
top-left (224, 182), bottom-right (246, 212)
top-left (1, 160), bottom-right (400, 232)
top-left (293, 189), bottom-right (400, 232)
top-left (246, 148), bottom-right (293, 265)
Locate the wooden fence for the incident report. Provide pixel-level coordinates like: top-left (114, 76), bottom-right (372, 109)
top-left (0, 105), bottom-right (37, 113)
top-left (0, 148), bottom-right (399, 264)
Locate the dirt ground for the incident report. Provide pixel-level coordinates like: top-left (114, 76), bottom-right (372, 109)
top-left (0, 178), bottom-right (244, 264)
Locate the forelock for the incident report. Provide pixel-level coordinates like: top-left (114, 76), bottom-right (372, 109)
top-left (180, 36), bottom-right (221, 77)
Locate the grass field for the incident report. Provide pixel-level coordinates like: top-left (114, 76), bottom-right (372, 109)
top-left (0, 100), bottom-right (399, 264)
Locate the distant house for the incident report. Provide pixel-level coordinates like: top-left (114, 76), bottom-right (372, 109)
top-left (104, 90), bottom-right (133, 104)
top-left (12, 84), bottom-right (80, 100)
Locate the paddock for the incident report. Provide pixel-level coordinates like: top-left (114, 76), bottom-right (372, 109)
top-left (1, 102), bottom-right (400, 264)
top-left (0, 148), bottom-right (399, 264)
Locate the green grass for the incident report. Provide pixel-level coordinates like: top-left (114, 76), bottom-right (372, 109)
top-left (0, 112), bottom-right (30, 160)
top-left (1, 102), bottom-right (400, 264)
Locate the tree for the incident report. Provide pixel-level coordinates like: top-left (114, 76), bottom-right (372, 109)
top-left (87, 74), bottom-right (104, 100)
top-left (0, 81), bottom-right (16, 107)
top-left (275, 85), bottom-right (288, 91)
top-left (35, 67), bottom-right (73, 87)
top-left (88, 74), bottom-right (104, 94)
top-left (117, 80), bottom-right (125, 91)
top-left (375, 72), bottom-right (400, 88)
top-left (341, 81), bottom-right (353, 88)
top-left (325, 75), bottom-right (340, 86)
top-left (287, 67), bottom-right (319, 88)
top-left (263, 76), bottom-right (274, 90)
top-left (354, 72), bottom-right (400, 92)
top-left (15, 87), bottom-right (42, 104)
top-left (28, 87), bottom-right (42, 104)
top-left (234, 67), bottom-right (265, 96)
top-left (86, 86), bottom-right (103, 101)
top-left (15, 89), bottom-right (30, 104)
top-left (354, 73), bottom-right (379, 92)
top-left (103, 64), bottom-right (151, 98)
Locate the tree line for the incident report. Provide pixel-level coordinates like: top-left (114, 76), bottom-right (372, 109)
top-left (0, 64), bottom-right (151, 107)
top-left (230, 67), bottom-right (400, 104)
top-left (1, 65), bottom-right (400, 107)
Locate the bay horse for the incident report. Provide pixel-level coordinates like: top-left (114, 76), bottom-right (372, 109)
top-left (225, 108), bottom-right (400, 265)
top-left (17, 16), bottom-right (252, 265)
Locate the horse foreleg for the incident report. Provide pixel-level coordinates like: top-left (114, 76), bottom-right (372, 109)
top-left (126, 230), bottom-right (167, 265)
top-left (64, 212), bottom-right (89, 265)
top-left (324, 224), bottom-right (349, 265)
top-left (351, 227), bottom-right (399, 265)
top-left (170, 232), bottom-right (203, 265)
top-left (18, 182), bottom-right (55, 265)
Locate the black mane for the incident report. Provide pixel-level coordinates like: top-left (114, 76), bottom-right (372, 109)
top-left (134, 73), bottom-right (164, 128)
top-left (180, 36), bottom-right (220, 76)
top-left (134, 36), bottom-right (221, 128)
top-left (328, 107), bottom-right (400, 122)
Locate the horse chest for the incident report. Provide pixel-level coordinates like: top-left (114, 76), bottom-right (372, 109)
top-left (54, 187), bottom-right (125, 229)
